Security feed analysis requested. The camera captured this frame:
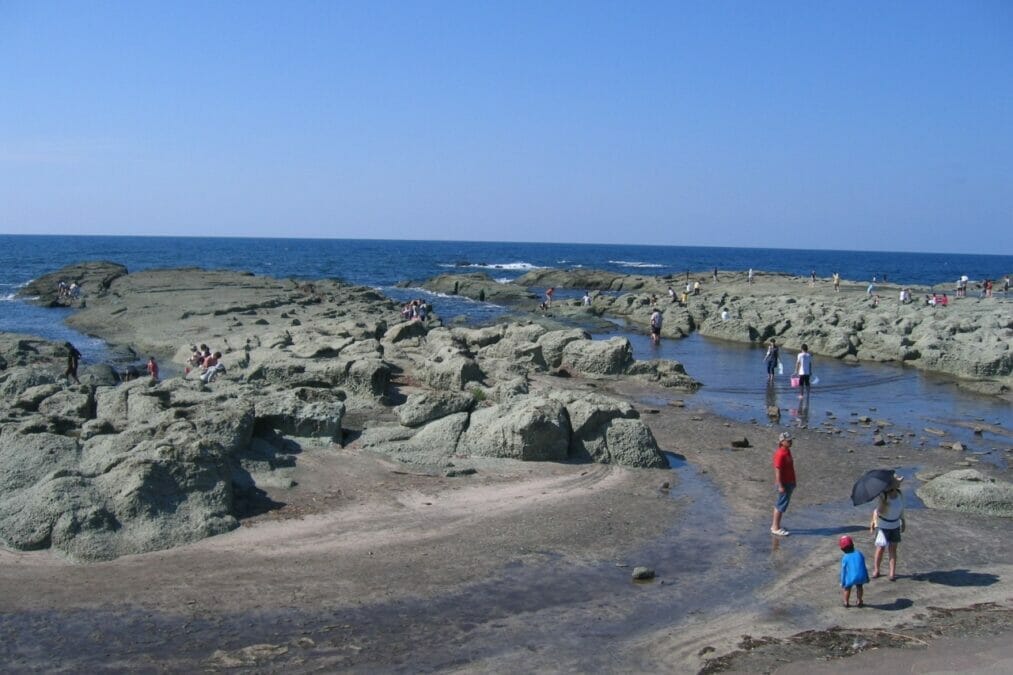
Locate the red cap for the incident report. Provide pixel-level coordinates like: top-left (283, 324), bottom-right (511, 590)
top-left (839, 535), bottom-right (854, 550)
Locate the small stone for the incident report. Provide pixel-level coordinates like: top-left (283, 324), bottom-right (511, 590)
top-left (950, 442), bottom-right (966, 452)
top-left (730, 438), bottom-right (751, 448)
top-left (632, 566), bottom-right (655, 581)
top-left (660, 481), bottom-right (670, 490)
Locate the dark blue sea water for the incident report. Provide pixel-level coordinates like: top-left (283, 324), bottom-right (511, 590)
top-left (2, 235), bottom-right (1010, 292)
top-left (2, 235), bottom-right (1010, 457)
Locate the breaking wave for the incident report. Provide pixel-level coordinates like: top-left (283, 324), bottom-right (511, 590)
top-left (609, 260), bottom-right (663, 269)
top-left (438, 261), bottom-right (544, 271)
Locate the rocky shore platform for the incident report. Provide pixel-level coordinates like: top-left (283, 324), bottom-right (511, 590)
top-left (420, 267), bottom-right (1013, 397)
top-left (1, 262), bottom-right (1010, 672)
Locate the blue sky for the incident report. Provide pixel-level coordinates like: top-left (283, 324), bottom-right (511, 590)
top-left (1, 1), bottom-right (1010, 253)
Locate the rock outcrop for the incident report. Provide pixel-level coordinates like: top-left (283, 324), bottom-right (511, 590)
top-left (423, 267), bottom-right (1012, 392)
top-left (917, 469), bottom-right (1013, 518)
top-left (1, 264), bottom-right (695, 560)
top-left (19, 261), bottom-right (128, 307)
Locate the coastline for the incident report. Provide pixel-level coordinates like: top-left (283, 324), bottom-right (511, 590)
top-left (0, 262), bottom-right (1010, 671)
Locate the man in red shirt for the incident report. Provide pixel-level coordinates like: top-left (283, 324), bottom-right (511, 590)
top-left (771, 431), bottom-right (796, 536)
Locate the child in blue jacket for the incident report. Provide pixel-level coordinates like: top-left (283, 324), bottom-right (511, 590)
top-left (839, 535), bottom-right (869, 607)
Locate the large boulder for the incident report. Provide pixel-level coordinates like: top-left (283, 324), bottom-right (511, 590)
top-left (917, 469), bottom-right (1013, 517)
top-left (548, 391), bottom-right (667, 468)
top-left (254, 388), bottom-right (344, 441)
top-left (561, 336), bottom-right (633, 375)
top-left (625, 359), bottom-right (701, 391)
top-left (415, 351), bottom-right (484, 391)
top-left (459, 396), bottom-right (569, 461)
top-left (537, 329), bottom-right (590, 369)
top-left (602, 418), bottom-right (667, 468)
top-left (37, 388), bottom-right (94, 420)
top-left (397, 391), bottom-right (475, 428)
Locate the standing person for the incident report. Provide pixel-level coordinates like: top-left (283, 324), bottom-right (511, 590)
top-left (810, 270), bottom-right (816, 286)
top-left (649, 308), bottom-right (662, 345)
top-left (794, 343), bottom-right (813, 395)
top-left (832, 272), bottom-right (840, 293)
top-left (747, 268), bottom-right (754, 284)
top-left (712, 267), bottom-right (719, 282)
top-left (839, 535), bottom-right (869, 608)
top-left (764, 339), bottom-right (780, 383)
top-left (770, 432), bottom-right (796, 536)
top-left (64, 342), bottom-right (82, 384)
top-left (1003, 276), bottom-right (1010, 297)
top-left (667, 286), bottom-right (676, 303)
top-left (147, 356), bottom-right (159, 381)
top-left (871, 474), bottom-right (906, 580)
top-left (545, 287), bottom-right (554, 307)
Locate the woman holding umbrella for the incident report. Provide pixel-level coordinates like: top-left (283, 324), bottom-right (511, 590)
top-left (870, 474), bottom-right (905, 580)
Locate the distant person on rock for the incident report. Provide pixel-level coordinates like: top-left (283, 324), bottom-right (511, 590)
top-left (147, 356), bottom-right (159, 381)
top-left (64, 342), bottom-right (82, 384)
top-left (545, 287), bottom-right (554, 306)
top-left (832, 272), bottom-right (840, 293)
top-left (747, 268), bottom-right (754, 284)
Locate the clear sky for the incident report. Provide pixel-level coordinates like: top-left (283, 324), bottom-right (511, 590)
top-left (1, 1), bottom-right (1011, 254)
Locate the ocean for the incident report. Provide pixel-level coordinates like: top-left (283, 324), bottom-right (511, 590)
top-left (1, 234), bottom-right (1010, 459)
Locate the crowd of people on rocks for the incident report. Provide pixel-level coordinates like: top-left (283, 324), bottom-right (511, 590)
top-left (401, 298), bottom-right (432, 321)
top-left (57, 280), bottom-right (81, 299)
top-left (185, 344), bottom-right (226, 383)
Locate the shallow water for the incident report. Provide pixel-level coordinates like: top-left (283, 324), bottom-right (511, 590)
top-left (601, 329), bottom-right (1011, 463)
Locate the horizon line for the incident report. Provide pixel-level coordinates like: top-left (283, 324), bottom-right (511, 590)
top-left (0, 231), bottom-right (1010, 260)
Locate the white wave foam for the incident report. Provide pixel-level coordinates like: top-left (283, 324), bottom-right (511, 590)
top-left (609, 260), bottom-right (664, 269)
top-left (439, 261), bottom-right (543, 271)
top-left (380, 286), bottom-right (473, 302)
top-left (494, 277), bottom-right (513, 284)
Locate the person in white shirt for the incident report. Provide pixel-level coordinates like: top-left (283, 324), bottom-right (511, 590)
top-left (794, 343), bottom-right (813, 394)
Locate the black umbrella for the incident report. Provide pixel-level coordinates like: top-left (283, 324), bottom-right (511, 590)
top-left (851, 469), bottom-right (897, 506)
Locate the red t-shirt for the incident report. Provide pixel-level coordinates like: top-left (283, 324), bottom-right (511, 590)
top-left (773, 446), bottom-right (796, 485)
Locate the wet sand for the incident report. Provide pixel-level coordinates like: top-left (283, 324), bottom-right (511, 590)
top-left (1, 371), bottom-right (1010, 672)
